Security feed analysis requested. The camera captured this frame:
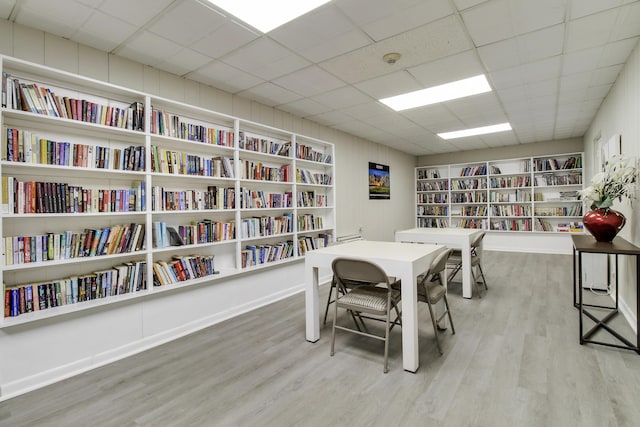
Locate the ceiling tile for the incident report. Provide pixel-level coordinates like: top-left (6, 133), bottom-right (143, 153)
top-left (98, 0), bottom-right (174, 26)
top-left (117, 31), bottom-right (182, 67)
top-left (611, 2), bottom-right (640, 41)
top-left (337, 0), bottom-right (453, 41)
top-left (319, 15), bottom-right (471, 84)
top-left (569, 0), bottom-right (625, 20)
top-left (272, 66), bottom-right (345, 97)
top-left (238, 82), bottom-right (302, 107)
top-left (400, 103), bottom-right (465, 130)
top-left (354, 70), bottom-right (421, 99)
top-left (72, 11), bottom-right (138, 52)
top-left (17, 0), bottom-right (94, 38)
top-left (311, 86), bottom-right (373, 109)
top-left (408, 50), bottom-right (485, 88)
top-left (186, 61), bottom-right (263, 93)
top-left (221, 37), bottom-right (310, 80)
top-left (598, 36), bottom-right (640, 67)
top-left (191, 21), bottom-right (258, 59)
top-left (277, 98), bottom-right (332, 117)
top-left (307, 110), bottom-right (357, 127)
top-left (453, 0), bottom-right (491, 11)
top-left (269, 4), bottom-right (371, 63)
top-left (463, 0), bottom-right (565, 46)
top-left (565, 8), bottom-right (618, 52)
top-left (148, 1), bottom-right (225, 47)
top-left (155, 48), bottom-right (212, 76)
top-left (479, 24), bottom-right (564, 72)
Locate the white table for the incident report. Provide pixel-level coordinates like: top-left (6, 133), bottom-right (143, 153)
top-left (395, 228), bottom-right (483, 299)
top-left (305, 240), bottom-right (441, 372)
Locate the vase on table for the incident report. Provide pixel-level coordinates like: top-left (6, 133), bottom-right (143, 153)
top-left (582, 208), bottom-right (626, 242)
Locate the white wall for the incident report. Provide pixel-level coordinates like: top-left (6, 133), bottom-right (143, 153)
top-left (583, 39), bottom-right (640, 331)
top-left (0, 20), bottom-right (417, 398)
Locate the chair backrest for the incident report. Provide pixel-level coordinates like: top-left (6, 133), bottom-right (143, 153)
top-left (470, 231), bottom-right (485, 248)
top-left (331, 258), bottom-right (390, 291)
top-left (428, 248), bottom-right (452, 279)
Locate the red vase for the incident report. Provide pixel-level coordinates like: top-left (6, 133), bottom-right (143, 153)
top-left (583, 208), bottom-right (626, 242)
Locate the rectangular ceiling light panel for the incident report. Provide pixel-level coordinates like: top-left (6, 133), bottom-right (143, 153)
top-left (207, 0), bottom-right (331, 33)
top-left (379, 75), bottom-right (492, 111)
top-left (437, 122), bottom-right (512, 140)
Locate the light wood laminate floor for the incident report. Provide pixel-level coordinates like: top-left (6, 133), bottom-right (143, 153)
top-left (1, 251), bottom-right (640, 427)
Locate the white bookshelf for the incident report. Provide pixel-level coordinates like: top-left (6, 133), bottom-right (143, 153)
top-left (0, 55), bottom-right (336, 325)
top-left (416, 153), bottom-right (584, 234)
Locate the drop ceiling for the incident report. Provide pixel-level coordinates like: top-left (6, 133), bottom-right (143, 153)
top-left (3, 0), bottom-right (639, 156)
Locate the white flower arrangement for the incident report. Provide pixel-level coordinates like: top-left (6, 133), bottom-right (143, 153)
top-left (580, 154), bottom-right (638, 210)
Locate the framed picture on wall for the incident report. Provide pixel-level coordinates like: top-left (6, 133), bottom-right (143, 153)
top-left (369, 162), bottom-right (390, 200)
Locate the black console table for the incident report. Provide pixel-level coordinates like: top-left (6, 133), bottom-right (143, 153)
top-left (572, 234), bottom-right (640, 353)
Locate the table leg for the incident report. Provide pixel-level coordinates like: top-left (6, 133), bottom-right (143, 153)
top-left (305, 264), bottom-right (320, 342)
top-left (461, 244), bottom-right (473, 299)
top-left (400, 269), bottom-right (419, 372)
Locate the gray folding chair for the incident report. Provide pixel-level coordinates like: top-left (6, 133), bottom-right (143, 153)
top-left (330, 257), bottom-right (402, 373)
top-left (447, 231), bottom-right (487, 297)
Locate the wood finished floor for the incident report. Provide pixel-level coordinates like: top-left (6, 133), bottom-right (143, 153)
top-left (1, 251), bottom-right (640, 427)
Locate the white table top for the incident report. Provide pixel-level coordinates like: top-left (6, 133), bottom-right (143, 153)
top-left (396, 227), bottom-right (482, 236)
top-left (307, 240), bottom-right (440, 264)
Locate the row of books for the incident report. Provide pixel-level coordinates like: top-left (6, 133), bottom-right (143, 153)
top-left (417, 169), bottom-right (441, 179)
top-left (295, 144), bottom-right (332, 164)
top-left (239, 188), bottom-right (292, 209)
top-left (241, 160), bottom-right (291, 182)
top-left (4, 127), bottom-right (145, 172)
top-left (297, 191), bottom-right (327, 208)
top-left (152, 219), bottom-right (235, 248)
top-left (296, 168), bottom-right (332, 185)
top-left (417, 205), bottom-right (448, 216)
top-left (152, 255), bottom-right (219, 286)
top-left (150, 145), bottom-right (233, 177)
top-left (2, 177), bottom-right (145, 214)
top-left (298, 214), bottom-right (323, 231)
top-left (458, 206), bottom-right (488, 216)
top-left (2, 73), bottom-right (144, 131)
top-left (417, 218), bottom-right (449, 228)
top-left (239, 132), bottom-right (291, 157)
top-left (417, 193), bottom-right (448, 204)
top-left (490, 219), bottom-right (532, 231)
top-left (490, 205), bottom-right (532, 217)
top-left (451, 192), bottom-right (488, 203)
top-left (297, 233), bottom-right (331, 255)
top-left (150, 185), bottom-right (234, 211)
top-left (534, 206), bottom-right (582, 216)
top-left (417, 181), bottom-right (448, 191)
top-left (150, 108), bottom-right (233, 146)
top-left (4, 223), bottom-right (145, 266)
top-left (452, 219), bottom-right (486, 229)
top-left (240, 213), bottom-right (294, 239)
top-left (450, 178), bottom-right (487, 190)
top-left (489, 175), bottom-right (531, 189)
top-left (4, 260), bottom-right (147, 317)
top-left (534, 156), bottom-right (582, 171)
top-left (557, 222), bottom-right (584, 232)
top-left (534, 173), bottom-right (582, 186)
top-left (459, 164), bottom-right (487, 177)
top-left (489, 189), bottom-right (531, 202)
top-left (241, 241), bottom-right (295, 268)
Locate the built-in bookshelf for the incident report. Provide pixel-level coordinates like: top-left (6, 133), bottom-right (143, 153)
top-left (416, 153), bottom-right (584, 233)
top-left (0, 55), bottom-right (335, 323)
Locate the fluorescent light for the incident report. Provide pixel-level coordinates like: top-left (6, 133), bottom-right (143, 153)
top-left (207, 0), bottom-right (331, 33)
top-left (379, 75), bottom-right (491, 111)
top-left (437, 123), bottom-right (512, 140)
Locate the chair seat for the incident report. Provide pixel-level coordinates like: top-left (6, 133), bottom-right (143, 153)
top-left (339, 286), bottom-right (400, 314)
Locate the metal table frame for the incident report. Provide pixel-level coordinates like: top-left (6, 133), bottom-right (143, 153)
top-left (572, 234), bottom-right (640, 353)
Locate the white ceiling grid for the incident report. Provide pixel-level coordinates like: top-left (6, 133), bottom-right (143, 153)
top-left (2, 0), bottom-right (639, 155)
